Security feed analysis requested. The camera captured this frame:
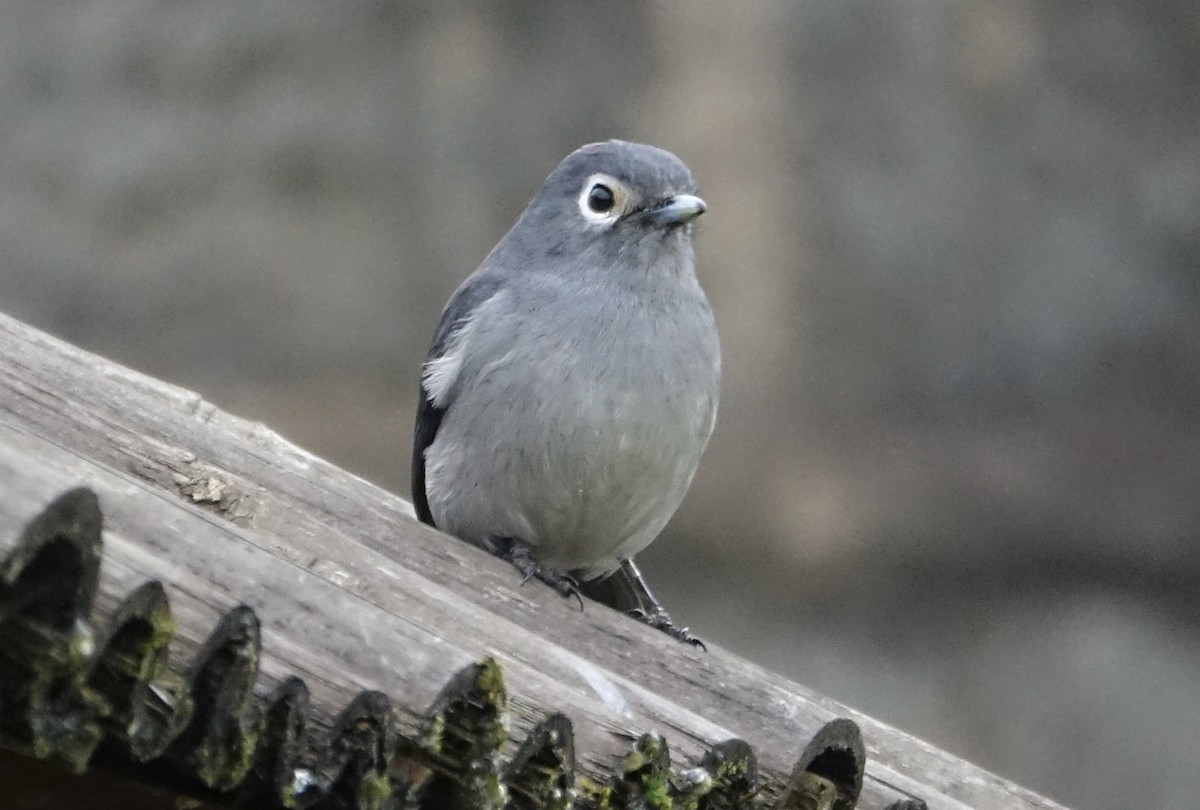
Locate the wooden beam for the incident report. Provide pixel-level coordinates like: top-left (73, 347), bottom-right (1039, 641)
top-left (0, 312), bottom-right (1068, 810)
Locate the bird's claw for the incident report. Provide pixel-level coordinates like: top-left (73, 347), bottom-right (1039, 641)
top-left (523, 567), bottom-right (584, 610)
top-left (498, 538), bottom-right (584, 610)
top-left (627, 608), bottom-right (706, 649)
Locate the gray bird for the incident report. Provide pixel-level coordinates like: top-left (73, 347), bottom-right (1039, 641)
top-left (411, 140), bottom-right (719, 644)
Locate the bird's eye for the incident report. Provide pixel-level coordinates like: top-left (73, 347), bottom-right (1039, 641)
top-left (577, 174), bottom-right (628, 223)
top-left (587, 183), bottom-right (616, 213)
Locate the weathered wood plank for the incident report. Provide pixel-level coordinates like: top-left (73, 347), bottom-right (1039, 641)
top-left (0, 312), bottom-right (1068, 810)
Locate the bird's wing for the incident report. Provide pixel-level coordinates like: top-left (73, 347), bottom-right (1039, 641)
top-left (411, 271), bottom-right (506, 526)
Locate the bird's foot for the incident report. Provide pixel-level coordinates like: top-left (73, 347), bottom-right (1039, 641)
top-left (628, 607), bottom-right (706, 650)
top-left (492, 537), bottom-right (583, 610)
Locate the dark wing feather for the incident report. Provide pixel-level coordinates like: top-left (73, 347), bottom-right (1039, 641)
top-left (411, 386), bottom-right (443, 525)
top-left (411, 272), bottom-right (506, 527)
top-left (578, 559), bottom-right (660, 614)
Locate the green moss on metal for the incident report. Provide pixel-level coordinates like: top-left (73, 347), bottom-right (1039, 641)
top-left (669, 767), bottom-right (714, 810)
top-left (356, 769), bottom-right (392, 810)
top-left (504, 713), bottom-right (575, 810)
top-left (578, 776), bottom-right (614, 809)
top-left (0, 489), bottom-right (110, 772)
top-left (88, 581), bottom-right (196, 761)
top-left (778, 771), bottom-right (839, 810)
top-left (418, 712), bottom-right (445, 755)
top-left (608, 733), bottom-right (673, 810)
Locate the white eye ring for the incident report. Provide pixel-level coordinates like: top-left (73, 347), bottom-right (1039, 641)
top-left (577, 173), bottom-right (625, 225)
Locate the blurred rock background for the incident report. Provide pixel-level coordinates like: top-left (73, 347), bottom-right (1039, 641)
top-left (1, 2), bottom-right (1197, 808)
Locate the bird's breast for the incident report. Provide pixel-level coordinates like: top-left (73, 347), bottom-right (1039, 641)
top-left (426, 277), bottom-right (720, 572)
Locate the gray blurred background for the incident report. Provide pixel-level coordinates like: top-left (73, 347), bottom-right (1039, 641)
top-left (2, 3), bottom-right (1198, 808)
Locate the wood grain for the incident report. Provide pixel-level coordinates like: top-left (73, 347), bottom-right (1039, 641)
top-left (0, 312), bottom-right (1069, 810)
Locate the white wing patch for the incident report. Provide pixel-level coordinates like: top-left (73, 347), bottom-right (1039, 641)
top-left (422, 313), bottom-right (479, 409)
top-left (422, 346), bottom-right (465, 409)
top-left (422, 287), bottom-right (510, 410)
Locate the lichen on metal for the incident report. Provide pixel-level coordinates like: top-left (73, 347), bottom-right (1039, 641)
top-left (777, 718), bottom-right (865, 810)
top-left (0, 487), bottom-right (108, 770)
top-left (87, 580), bottom-right (193, 761)
top-left (240, 676), bottom-right (308, 808)
top-left (168, 603), bottom-right (265, 791)
top-left (613, 732), bottom-right (672, 809)
top-left (405, 656), bottom-right (510, 809)
top-left (503, 713), bottom-right (575, 810)
top-left (305, 689), bottom-right (394, 810)
top-left (675, 738), bottom-right (759, 810)
top-left (0, 488), bottom-right (905, 809)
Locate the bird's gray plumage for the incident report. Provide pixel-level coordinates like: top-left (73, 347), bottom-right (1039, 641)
top-left (412, 140), bottom-right (720, 600)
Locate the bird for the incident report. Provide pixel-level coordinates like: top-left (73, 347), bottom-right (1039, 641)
top-left (411, 140), bottom-right (720, 645)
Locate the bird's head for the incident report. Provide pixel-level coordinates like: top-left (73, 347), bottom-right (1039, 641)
top-left (510, 140), bottom-right (706, 268)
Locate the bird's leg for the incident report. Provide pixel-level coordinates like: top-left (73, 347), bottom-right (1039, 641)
top-left (488, 536), bottom-right (583, 610)
top-left (612, 559), bottom-right (706, 649)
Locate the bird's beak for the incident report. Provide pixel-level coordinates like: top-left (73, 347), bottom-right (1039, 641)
top-left (643, 194), bottom-right (707, 228)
